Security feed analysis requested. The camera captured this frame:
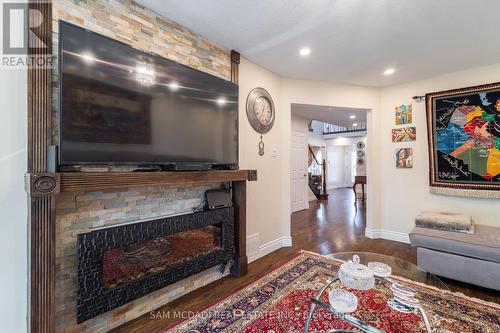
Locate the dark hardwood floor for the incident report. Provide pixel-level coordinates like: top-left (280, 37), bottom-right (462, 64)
top-left (113, 188), bottom-right (499, 333)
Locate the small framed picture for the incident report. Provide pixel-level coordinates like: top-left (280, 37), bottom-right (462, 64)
top-left (395, 104), bottom-right (412, 125)
top-left (392, 127), bottom-right (416, 142)
top-left (396, 148), bottom-right (413, 168)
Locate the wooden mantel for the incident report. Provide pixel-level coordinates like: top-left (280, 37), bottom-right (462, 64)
top-left (59, 169), bottom-right (257, 192)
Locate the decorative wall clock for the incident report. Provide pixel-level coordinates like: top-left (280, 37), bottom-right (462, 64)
top-left (246, 87), bottom-right (275, 156)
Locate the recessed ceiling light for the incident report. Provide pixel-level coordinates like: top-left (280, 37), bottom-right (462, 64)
top-left (383, 68), bottom-right (395, 76)
top-left (350, 115), bottom-right (356, 119)
top-left (299, 47), bottom-right (311, 57)
top-left (353, 123), bottom-right (358, 127)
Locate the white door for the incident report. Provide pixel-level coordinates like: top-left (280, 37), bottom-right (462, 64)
top-left (345, 146), bottom-right (357, 187)
top-left (291, 130), bottom-right (308, 213)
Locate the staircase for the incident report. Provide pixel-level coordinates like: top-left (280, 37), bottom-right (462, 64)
top-left (308, 174), bottom-right (323, 198)
top-left (308, 145), bottom-right (329, 200)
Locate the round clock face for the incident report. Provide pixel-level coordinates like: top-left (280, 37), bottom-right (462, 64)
top-left (254, 96), bottom-right (273, 125)
top-left (246, 87), bottom-right (275, 134)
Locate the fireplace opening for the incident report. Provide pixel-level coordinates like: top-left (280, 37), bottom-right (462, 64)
top-left (102, 224), bottom-right (222, 289)
top-left (77, 208), bottom-right (234, 323)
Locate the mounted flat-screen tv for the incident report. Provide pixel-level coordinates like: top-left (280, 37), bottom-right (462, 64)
top-left (59, 21), bottom-right (238, 170)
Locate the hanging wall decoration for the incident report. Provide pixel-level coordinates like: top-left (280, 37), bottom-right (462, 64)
top-left (426, 82), bottom-right (500, 198)
top-left (356, 141), bottom-right (366, 166)
top-left (396, 148), bottom-right (413, 168)
top-left (392, 127), bottom-right (416, 142)
top-left (395, 104), bottom-right (413, 125)
top-left (246, 87), bottom-right (275, 156)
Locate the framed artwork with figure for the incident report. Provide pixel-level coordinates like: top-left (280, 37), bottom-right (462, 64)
top-left (396, 148), bottom-right (413, 168)
top-left (395, 104), bottom-right (412, 125)
top-left (392, 127), bottom-right (416, 142)
top-left (426, 82), bottom-right (500, 197)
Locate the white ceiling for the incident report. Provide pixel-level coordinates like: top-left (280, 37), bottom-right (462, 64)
top-left (291, 104), bottom-right (367, 127)
top-left (138, 0), bottom-right (500, 87)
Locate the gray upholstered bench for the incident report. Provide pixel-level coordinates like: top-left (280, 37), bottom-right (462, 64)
top-left (409, 225), bottom-right (500, 291)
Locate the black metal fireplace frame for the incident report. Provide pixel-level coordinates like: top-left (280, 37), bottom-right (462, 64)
top-left (76, 207), bottom-right (235, 323)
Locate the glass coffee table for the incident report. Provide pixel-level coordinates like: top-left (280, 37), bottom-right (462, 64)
top-left (301, 252), bottom-right (457, 333)
top-left (328, 252), bottom-right (448, 288)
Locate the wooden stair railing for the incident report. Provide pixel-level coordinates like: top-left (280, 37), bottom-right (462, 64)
top-left (308, 145), bottom-right (329, 200)
top-left (308, 174), bottom-right (322, 198)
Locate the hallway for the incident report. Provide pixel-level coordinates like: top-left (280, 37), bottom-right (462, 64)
top-left (290, 188), bottom-right (414, 260)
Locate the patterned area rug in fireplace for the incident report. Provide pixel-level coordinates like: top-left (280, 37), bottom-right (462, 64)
top-left (163, 251), bottom-right (500, 333)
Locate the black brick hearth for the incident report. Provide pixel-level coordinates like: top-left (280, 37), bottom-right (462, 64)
top-left (76, 208), bottom-right (235, 323)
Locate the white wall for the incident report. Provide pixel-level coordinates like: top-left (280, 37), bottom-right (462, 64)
top-left (379, 63), bottom-right (500, 235)
top-left (308, 132), bottom-right (326, 147)
top-left (239, 58), bottom-right (291, 260)
top-left (308, 121), bottom-right (327, 148)
top-left (0, 5), bottom-right (28, 329)
top-left (328, 136), bottom-right (366, 147)
top-left (291, 114), bottom-right (309, 132)
top-left (327, 144), bottom-right (346, 188)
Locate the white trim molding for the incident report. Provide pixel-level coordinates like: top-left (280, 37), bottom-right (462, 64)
top-left (247, 235), bottom-right (293, 263)
top-left (365, 228), bottom-right (410, 244)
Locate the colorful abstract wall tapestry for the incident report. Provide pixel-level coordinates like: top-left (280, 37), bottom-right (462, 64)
top-left (426, 82), bottom-right (500, 198)
top-left (392, 127), bottom-right (416, 142)
top-left (395, 104), bottom-right (412, 125)
top-left (396, 148), bottom-right (413, 168)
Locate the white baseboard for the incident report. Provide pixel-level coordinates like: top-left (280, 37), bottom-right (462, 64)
top-left (246, 233), bottom-right (260, 259)
top-left (365, 228), bottom-right (410, 244)
top-left (247, 235), bottom-right (293, 263)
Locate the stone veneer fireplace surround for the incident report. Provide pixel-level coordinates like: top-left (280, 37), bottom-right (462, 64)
top-left (25, 1), bottom-right (251, 332)
top-left (77, 207), bottom-right (235, 322)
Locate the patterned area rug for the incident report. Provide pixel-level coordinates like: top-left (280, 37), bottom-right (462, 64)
top-left (163, 252), bottom-right (500, 333)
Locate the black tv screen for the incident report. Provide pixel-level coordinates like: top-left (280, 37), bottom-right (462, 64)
top-left (59, 21), bottom-right (238, 169)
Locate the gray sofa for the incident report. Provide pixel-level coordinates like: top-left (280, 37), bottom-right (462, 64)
top-left (409, 225), bottom-right (500, 291)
